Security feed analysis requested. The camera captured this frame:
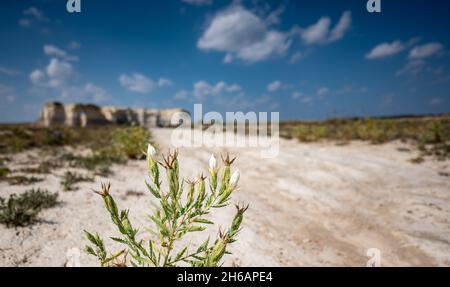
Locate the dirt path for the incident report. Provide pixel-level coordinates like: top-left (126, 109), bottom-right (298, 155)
top-left (151, 128), bottom-right (450, 266)
top-left (1, 128), bottom-right (449, 266)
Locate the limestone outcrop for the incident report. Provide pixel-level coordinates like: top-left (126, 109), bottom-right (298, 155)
top-left (37, 102), bottom-right (189, 128)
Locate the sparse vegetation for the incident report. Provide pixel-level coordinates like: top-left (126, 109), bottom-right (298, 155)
top-left (111, 125), bottom-right (152, 159)
top-left (0, 189), bottom-right (58, 227)
top-left (280, 116), bottom-right (450, 161)
top-left (0, 167), bottom-right (10, 178)
top-left (19, 161), bottom-right (60, 174)
top-left (85, 146), bottom-right (247, 267)
top-left (1, 175), bottom-right (44, 185)
top-left (60, 171), bottom-right (94, 191)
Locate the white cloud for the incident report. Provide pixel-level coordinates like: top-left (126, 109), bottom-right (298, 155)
top-left (158, 78), bottom-right (173, 87)
top-left (365, 41), bottom-right (405, 59)
top-left (181, 0), bottom-right (212, 6)
top-left (85, 83), bottom-right (110, 103)
top-left (223, 53), bottom-right (234, 63)
top-left (297, 11), bottom-right (351, 45)
top-left (409, 43), bottom-right (443, 59)
top-left (192, 80), bottom-right (242, 101)
top-left (44, 45), bottom-right (67, 58)
top-left (30, 58), bottom-right (73, 88)
top-left (23, 7), bottom-right (48, 22)
top-left (19, 6), bottom-right (49, 28)
top-left (317, 87), bottom-right (329, 96)
top-left (396, 60), bottom-right (426, 76)
top-left (119, 73), bottom-right (172, 94)
top-left (43, 44), bottom-right (79, 61)
top-left (197, 5), bottom-right (291, 63)
top-left (174, 90), bottom-right (189, 100)
top-left (289, 51), bottom-right (303, 63)
top-left (0, 66), bottom-right (20, 76)
top-left (291, 91), bottom-right (304, 99)
top-left (119, 73), bottom-right (156, 94)
top-left (267, 80), bottom-right (282, 92)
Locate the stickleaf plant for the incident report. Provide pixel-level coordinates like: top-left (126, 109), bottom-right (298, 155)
top-left (84, 144), bottom-right (247, 267)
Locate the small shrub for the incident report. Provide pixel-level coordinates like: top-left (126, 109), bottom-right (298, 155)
top-left (85, 145), bottom-right (247, 267)
top-left (0, 189), bottom-right (58, 227)
top-left (60, 171), bottom-right (94, 191)
top-left (111, 126), bottom-right (151, 159)
top-left (19, 161), bottom-right (59, 174)
top-left (0, 167), bottom-right (10, 178)
top-left (60, 152), bottom-right (122, 176)
top-left (5, 175), bottom-right (44, 185)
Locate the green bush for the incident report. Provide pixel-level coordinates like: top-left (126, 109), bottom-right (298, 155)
top-left (0, 189), bottom-right (58, 227)
top-left (111, 126), bottom-right (151, 159)
top-left (60, 171), bottom-right (94, 191)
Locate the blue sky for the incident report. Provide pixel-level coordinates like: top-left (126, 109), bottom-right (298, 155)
top-left (0, 0), bottom-right (449, 122)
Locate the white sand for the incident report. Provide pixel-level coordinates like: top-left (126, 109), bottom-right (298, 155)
top-left (1, 128), bottom-right (449, 266)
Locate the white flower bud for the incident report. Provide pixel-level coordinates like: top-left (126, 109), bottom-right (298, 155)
top-left (230, 170), bottom-right (240, 188)
top-left (147, 143), bottom-right (156, 158)
top-left (209, 154), bottom-right (217, 170)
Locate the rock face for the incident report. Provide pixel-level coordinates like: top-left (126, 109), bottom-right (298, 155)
top-left (37, 102), bottom-right (189, 128)
top-left (38, 102), bottom-right (66, 126)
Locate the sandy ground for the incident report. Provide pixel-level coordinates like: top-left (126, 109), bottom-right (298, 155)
top-left (1, 128), bottom-right (450, 266)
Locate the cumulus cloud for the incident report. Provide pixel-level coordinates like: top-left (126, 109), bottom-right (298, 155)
top-left (365, 41), bottom-right (406, 59)
top-left (409, 43), bottom-right (443, 59)
top-left (197, 5), bottom-right (291, 63)
top-left (19, 6), bottom-right (49, 28)
top-left (30, 58), bottom-right (73, 88)
top-left (181, 0), bottom-right (212, 6)
top-left (119, 73), bottom-right (156, 94)
top-left (85, 83), bottom-right (110, 103)
top-left (119, 73), bottom-right (172, 94)
top-left (192, 80), bottom-right (242, 100)
top-left (297, 11), bottom-right (351, 45)
top-left (44, 45), bottom-right (67, 58)
top-left (396, 59), bottom-right (426, 76)
top-left (289, 51), bottom-right (303, 63)
top-left (43, 44), bottom-right (79, 61)
top-left (29, 45), bottom-right (112, 104)
top-left (174, 90), bottom-right (189, 100)
top-left (267, 81), bottom-right (282, 92)
top-left (158, 78), bottom-right (173, 87)
top-left (291, 91), bottom-right (304, 99)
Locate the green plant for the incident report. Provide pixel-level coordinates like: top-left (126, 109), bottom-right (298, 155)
top-left (60, 171), bottom-right (94, 191)
top-left (85, 145), bottom-right (247, 267)
top-left (111, 126), bottom-right (151, 159)
top-left (0, 189), bottom-right (58, 227)
top-left (3, 175), bottom-right (44, 185)
top-left (0, 167), bottom-right (10, 178)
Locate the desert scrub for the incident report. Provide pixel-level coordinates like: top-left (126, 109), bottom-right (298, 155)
top-left (85, 145), bottom-right (247, 267)
top-left (111, 125), bottom-right (151, 159)
top-left (1, 175), bottom-right (44, 185)
top-left (0, 189), bottom-right (58, 227)
top-left (60, 171), bottom-right (94, 191)
top-left (0, 167), bottom-right (10, 178)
